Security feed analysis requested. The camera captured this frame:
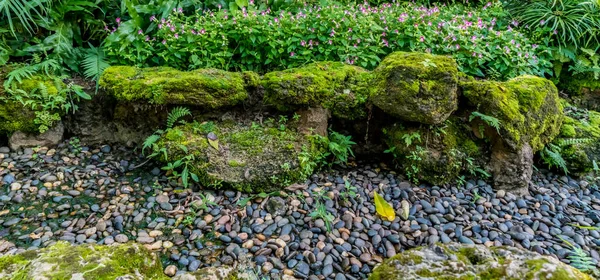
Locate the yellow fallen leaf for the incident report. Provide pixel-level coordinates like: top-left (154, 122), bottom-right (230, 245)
top-left (208, 138), bottom-right (219, 150)
top-left (400, 200), bottom-right (410, 220)
top-left (374, 192), bottom-right (395, 221)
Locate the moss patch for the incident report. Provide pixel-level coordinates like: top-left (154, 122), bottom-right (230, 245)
top-left (383, 117), bottom-right (483, 185)
top-left (461, 75), bottom-right (564, 152)
top-left (262, 61), bottom-right (371, 120)
top-left (156, 118), bottom-right (327, 193)
top-left (369, 243), bottom-right (593, 280)
top-left (100, 66), bottom-right (251, 108)
top-left (0, 241), bottom-right (166, 280)
top-left (551, 103), bottom-right (600, 173)
top-left (0, 66), bottom-right (65, 134)
top-left (371, 51), bottom-right (459, 124)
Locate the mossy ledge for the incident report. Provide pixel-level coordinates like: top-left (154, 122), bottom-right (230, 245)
top-left (0, 241), bottom-right (165, 279)
top-left (461, 75), bottom-right (564, 152)
top-left (99, 66), bottom-right (252, 108)
top-left (371, 51), bottom-right (459, 125)
top-left (262, 61), bottom-right (372, 120)
top-left (155, 118), bottom-right (326, 193)
top-left (369, 243), bottom-right (593, 280)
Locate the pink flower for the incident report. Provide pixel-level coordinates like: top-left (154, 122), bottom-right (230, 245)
top-left (420, 36), bottom-right (425, 42)
top-left (162, 40), bottom-right (166, 44)
top-left (138, 30), bottom-right (143, 35)
top-left (174, 33), bottom-right (179, 38)
top-left (116, 18), bottom-right (121, 23)
top-left (150, 15), bottom-right (156, 21)
top-left (290, 52), bottom-right (295, 57)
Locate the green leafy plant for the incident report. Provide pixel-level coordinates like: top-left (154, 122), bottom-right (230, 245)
top-left (469, 111), bottom-right (501, 134)
top-left (568, 245), bottom-right (597, 274)
top-left (401, 132), bottom-right (421, 147)
top-left (309, 190), bottom-right (335, 232)
top-left (236, 191), bottom-right (284, 207)
top-left (327, 130), bottom-right (356, 165)
top-left (541, 138), bottom-right (593, 174)
top-left (340, 179), bottom-right (358, 204)
top-left (82, 44), bottom-right (110, 93)
top-left (105, 1), bottom-right (550, 79)
top-left (142, 107), bottom-right (199, 188)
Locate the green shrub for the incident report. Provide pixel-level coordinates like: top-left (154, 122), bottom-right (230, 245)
top-left (105, 1), bottom-right (551, 80)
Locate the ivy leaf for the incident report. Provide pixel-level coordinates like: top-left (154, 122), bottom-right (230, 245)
top-left (374, 192), bottom-right (395, 222)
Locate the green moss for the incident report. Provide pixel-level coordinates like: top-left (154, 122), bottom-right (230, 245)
top-left (525, 259), bottom-right (593, 280)
top-left (156, 119), bottom-right (327, 193)
top-left (461, 75), bottom-right (564, 152)
top-left (551, 106), bottom-right (600, 173)
top-left (100, 66), bottom-right (251, 108)
top-left (371, 51), bottom-right (459, 124)
top-left (0, 242), bottom-right (166, 280)
top-left (262, 61), bottom-right (371, 120)
top-left (0, 69), bottom-right (65, 134)
top-left (370, 243), bottom-right (593, 280)
top-left (384, 118), bottom-right (483, 185)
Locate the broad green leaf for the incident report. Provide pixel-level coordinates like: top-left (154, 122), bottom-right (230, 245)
top-left (374, 192), bottom-right (395, 221)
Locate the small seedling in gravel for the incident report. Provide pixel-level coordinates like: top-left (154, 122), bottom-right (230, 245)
top-left (340, 179), bottom-right (358, 203)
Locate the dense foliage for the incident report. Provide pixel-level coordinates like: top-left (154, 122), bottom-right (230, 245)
top-left (104, 1), bottom-right (551, 79)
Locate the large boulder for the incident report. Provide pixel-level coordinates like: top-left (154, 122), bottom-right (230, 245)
top-left (551, 104), bottom-right (600, 173)
top-left (371, 52), bottom-right (459, 124)
top-left (155, 118), bottom-right (326, 192)
top-left (461, 75), bottom-right (563, 152)
top-left (262, 61), bottom-right (371, 120)
top-left (0, 241), bottom-right (165, 279)
top-left (369, 243), bottom-right (592, 280)
top-left (461, 75), bottom-right (563, 190)
top-left (100, 66), bottom-right (257, 108)
top-left (383, 118), bottom-right (482, 185)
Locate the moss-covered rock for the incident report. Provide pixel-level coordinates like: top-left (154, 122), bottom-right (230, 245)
top-left (369, 243), bottom-right (593, 280)
top-left (0, 241), bottom-right (166, 279)
top-left (262, 62), bottom-right (371, 120)
top-left (461, 75), bottom-right (564, 152)
top-left (559, 73), bottom-right (600, 111)
top-left (0, 67), bottom-right (64, 135)
top-left (551, 103), bottom-right (600, 173)
top-left (371, 52), bottom-right (459, 124)
top-left (383, 118), bottom-right (482, 185)
top-left (156, 118), bottom-right (326, 192)
top-left (99, 66), bottom-right (251, 108)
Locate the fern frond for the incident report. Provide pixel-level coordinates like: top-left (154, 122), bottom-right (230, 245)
top-left (82, 45), bottom-right (110, 93)
top-left (557, 138), bottom-right (593, 147)
top-left (142, 134), bottom-right (161, 155)
top-left (36, 59), bottom-right (60, 76)
top-left (568, 247), bottom-right (596, 273)
top-left (4, 65), bottom-right (36, 89)
top-left (541, 146), bottom-right (568, 174)
top-left (470, 111), bottom-right (501, 133)
top-left (166, 107), bottom-right (192, 128)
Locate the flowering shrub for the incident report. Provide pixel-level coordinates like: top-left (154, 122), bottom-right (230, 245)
top-left (105, 1), bottom-right (552, 80)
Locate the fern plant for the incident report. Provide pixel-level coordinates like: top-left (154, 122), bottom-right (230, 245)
top-left (568, 246), bottom-right (597, 273)
top-left (82, 44), bottom-right (110, 93)
top-left (142, 107), bottom-right (199, 188)
top-left (541, 143), bottom-right (568, 174)
top-left (469, 111), bottom-right (501, 134)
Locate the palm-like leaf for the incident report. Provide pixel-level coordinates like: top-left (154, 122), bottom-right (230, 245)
top-left (82, 44), bottom-right (110, 93)
top-left (0, 0), bottom-right (47, 37)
